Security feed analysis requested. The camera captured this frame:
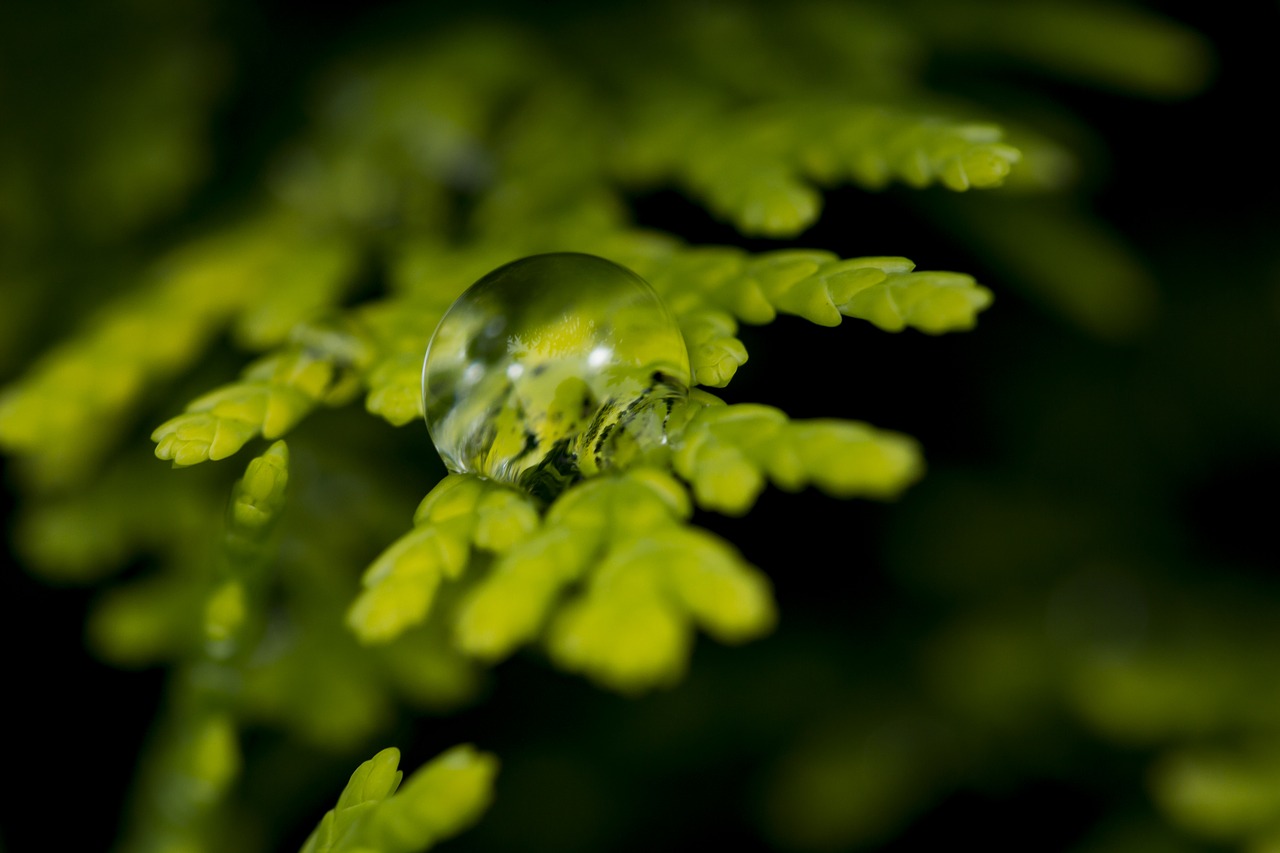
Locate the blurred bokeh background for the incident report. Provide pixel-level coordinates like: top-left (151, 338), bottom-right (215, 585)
top-left (2, 0), bottom-right (1278, 851)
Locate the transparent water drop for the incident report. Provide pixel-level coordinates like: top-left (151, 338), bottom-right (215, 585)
top-left (423, 252), bottom-right (691, 501)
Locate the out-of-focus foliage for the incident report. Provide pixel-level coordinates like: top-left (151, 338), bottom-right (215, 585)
top-left (114, 442), bottom-right (290, 851)
top-left (0, 0), bottom-right (225, 246)
top-left (5, 1), bottom-right (1275, 852)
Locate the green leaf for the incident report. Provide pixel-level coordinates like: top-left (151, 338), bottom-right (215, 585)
top-left (455, 471), bottom-right (774, 693)
top-left (643, 247), bottom-right (993, 334)
top-left (677, 307), bottom-right (750, 388)
top-left (153, 347), bottom-right (360, 467)
top-left (454, 525), bottom-right (600, 661)
top-left (0, 215), bottom-right (354, 487)
top-left (675, 403), bottom-right (924, 515)
top-left (348, 475), bottom-right (539, 644)
top-left (301, 745), bottom-right (499, 853)
top-left (617, 97), bottom-right (1022, 238)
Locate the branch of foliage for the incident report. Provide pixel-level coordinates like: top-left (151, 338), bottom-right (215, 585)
top-left (640, 247), bottom-right (993, 332)
top-left (614, 95), bottom-right (1021, 237)
top-left (675, 306), bottom-right (750, 388)
top-left (300, 745), bottom-right (499, 853)
top-left (0, 216), bottom-right (356, 487)
top-left (458, 470), bottom-right (775, 692)
top-left (673, 401), bottom-right (925, 516)
top-left (153, 333), bottom-right (365, 467)
top-left (348, 475), bottom-right (541, 644)
top-left (347, 470), bottom-right (774, 694)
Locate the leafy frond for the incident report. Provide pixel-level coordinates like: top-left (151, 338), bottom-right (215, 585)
top-left (0, 216), bottom-right (357, 487)
top-left (456, 470), bottom-right (774, 693)
top-left (383, 237), bottom-right (755, 394)
top-left (676, 306), bottom-right (750, 388)
top-left (615, 97), bottom-right (1021, 237)
top-left (300, 745), bottom-right (499, 853)
top-left (153, 341), bottom-right (363, 467)
top-left (642, 248), bottom-right (993, 332)
top-left (346, 468), bottom-right (774, 694)
top-left (674, 402), bottom-right (924, 516)
top-left (0, 270), bottom-right (234, 485)
top-left (627, 0), bottom-right (921, 101)
top-left (348, 475), bottom-right (541, 644)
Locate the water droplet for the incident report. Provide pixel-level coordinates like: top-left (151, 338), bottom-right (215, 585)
top-left (423, 252), bottom-right (690, 500)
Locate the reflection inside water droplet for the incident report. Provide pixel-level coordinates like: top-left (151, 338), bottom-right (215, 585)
top-left (423, 253), bottom-right (690, 501)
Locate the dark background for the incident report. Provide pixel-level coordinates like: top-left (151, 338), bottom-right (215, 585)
top-left (2, 1), bottom-right (1277, 850)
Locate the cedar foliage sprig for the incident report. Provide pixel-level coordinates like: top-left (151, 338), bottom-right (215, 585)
top-left (0, 0), bottom-right (1227, 850)
top-left (301, 746), bottom-right (498, 853)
